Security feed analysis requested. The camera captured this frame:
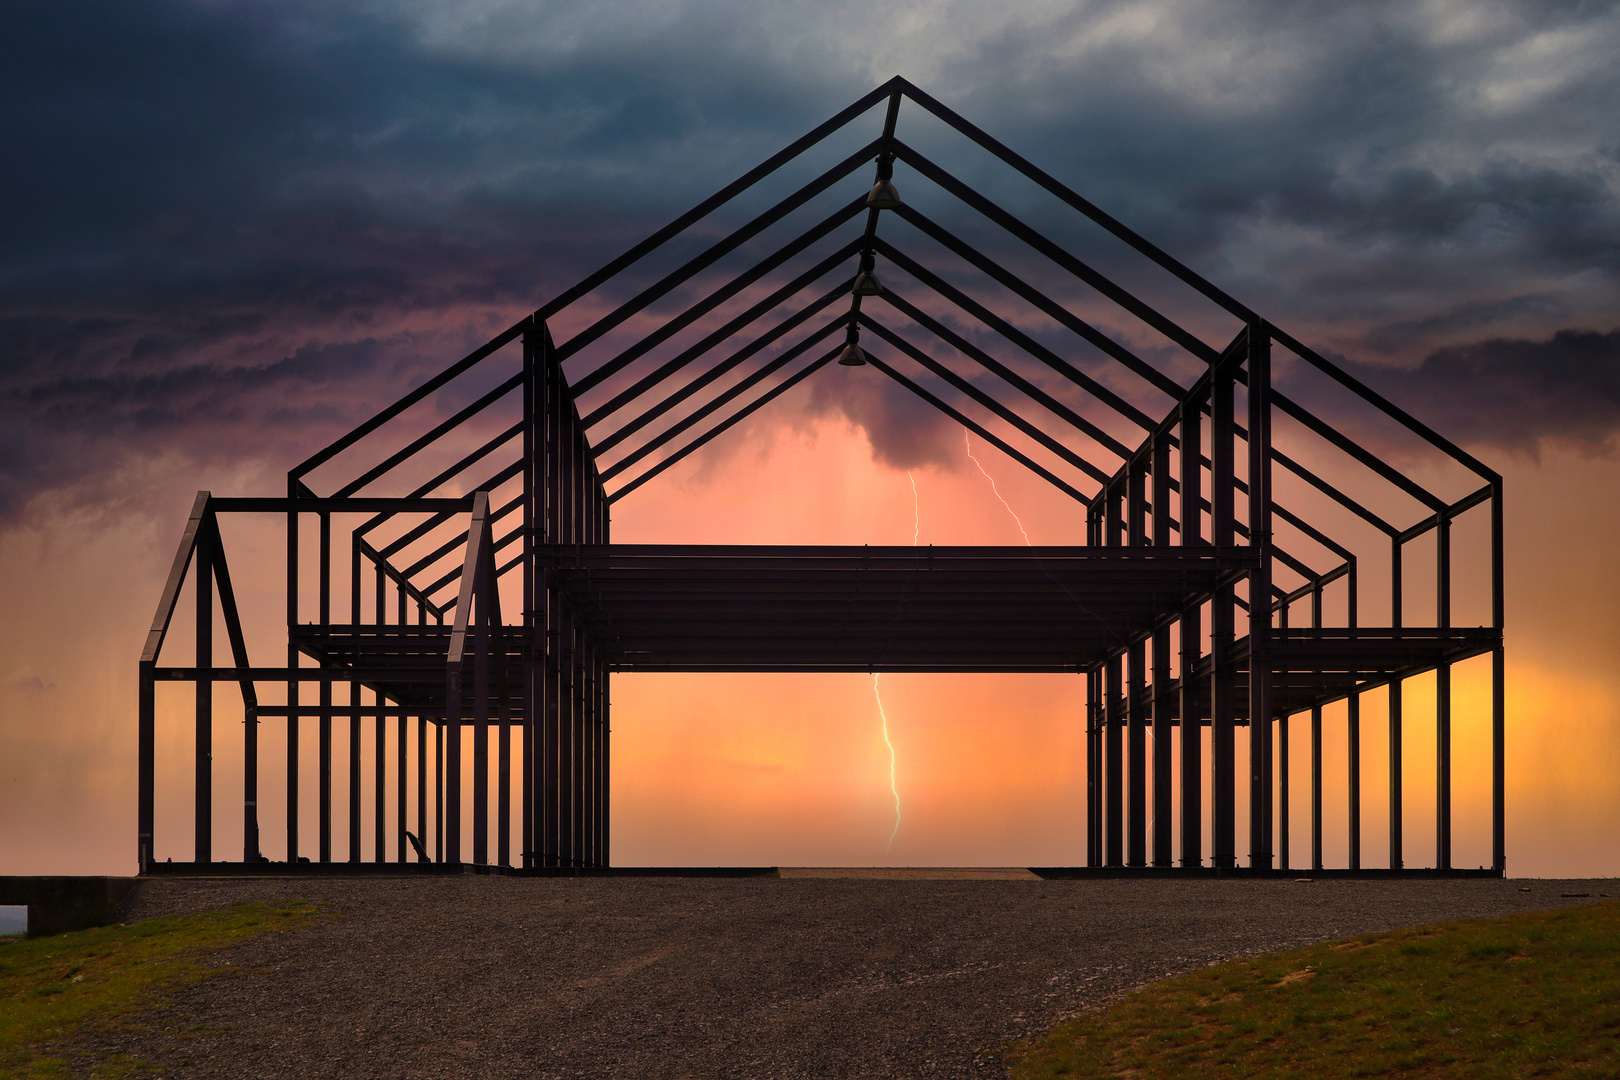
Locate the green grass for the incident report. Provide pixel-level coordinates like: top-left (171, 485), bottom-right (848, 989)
top-left (0, 901), bottom-right (320, 1079)
top-left (1009, 900), bottom-right (1620, 1080)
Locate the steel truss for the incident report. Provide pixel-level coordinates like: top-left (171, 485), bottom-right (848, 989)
top-left (138, 78), bottom-right (1504, 876)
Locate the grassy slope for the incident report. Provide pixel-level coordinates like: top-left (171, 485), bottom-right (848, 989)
top-left (0, 901), bottom-right (319, 1079)
top-left (1010, 900), bottom-right (1620, 1080)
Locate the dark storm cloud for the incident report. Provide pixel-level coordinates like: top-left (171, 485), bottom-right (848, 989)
top-left (1361, 327), bottom-right (1620, 455)
top-left (947, 2), bottom-right (1620, 330)
top-left (807, 365), bottom-right (963, 471)
top-left (0, 0), bottom-right (852, 514)
top-left (3, 0), bottom-right (1618, 517)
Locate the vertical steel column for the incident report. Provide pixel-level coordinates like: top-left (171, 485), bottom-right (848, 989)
top-left (415, 716), bottom-right (427, 860)
top-left (434, 720), bottom-right (445, 864)
top-left (1310, 705), bottom-right (1323, 871)
top-left (1125, 459), bottom-right (1147, 866)
top-left (138, 660), bottom-right (155, 870)
top-left (1179, 405), bottom-right (1203, 869)
top-left (1276, 597), bottom-right (1289, 871)
top-left (417, 601), bottom-right (429, 862)
top-left (349, 536), bottom-right (362, 864)
top-left (375, 563), bottom-right (387, 862)
top-left (1105, 655), bottom-right (1123, 868)
top-left (1435, 511), bottom-right (1452, 870)
top-left (1246, 322), bottom-right (1273, 870)
top-left (1298, 577), bottom-right (1314, 871)
top-left (1085, 511), bottom-right (1100, 869)
top-left (1347, 561), bottom-right (1361, 870)
top-left (559, 374), bottom-right (577, 867)
top-left (1278, 710), bottom-right (1290, 870)
top-left (1151, 436), bottom-right (1173, 866)
top-left (1347, 691), bottom-right (1361, 869)
top-left (285, 505), bottom-right (299, 864)
top-left (1104, 483), bottom-right (1124, 867)
top-left (577, 473), bottom-right (593, 868)
top-left (599, 494), bottom-right (611, 867)
top-left (232, 546), bottom-right (260, 864)
top-left (1085, 668), bottom-right (1099, 867)
top-left (472, 548), bottom-right (491, 867)
top-left (579, 434), bottom-right (591, 866)
top-left (571, 435), bottom-right (588, 865)
top-left (242, 599), bottom-right (259, 859)
top-left (522, 325), bottom-right (538, 869)
top-left (319, 513), bottom-right (332, 863)
top-left (446, 645), bottom-right (464, 867)
top-left (1491, 480), bottom-right (1505, 874)
top-left (1389, 537), bottom-right (1403, 870)
top-left (541, 333), bottom-right (560, 868)
top-left (590, 482), bottom-right (605, 866)
top-left (1209, 363), bottom-right (1236, 869)
top-left (498, 671), bottom-right (512, 868)
top-left (195, 516), bottom-right (213, 864)
top-left (1126, 637), bottom-right (1146, 867)
top-left (397, 709), bottom-right (410, 865)
top-left (397, 588), bottom-right (407, 864)
top-left (581, 638), bottom-right (596, 867)
top-left (599, 650), bottom-right (610, 867)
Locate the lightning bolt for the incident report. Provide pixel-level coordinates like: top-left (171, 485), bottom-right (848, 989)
top-left (874, 672), bottom-right (901, 852)
top-left (965, 431), bottom-right (1032, 545)
top-left (871, 469), bottom-right (920, 854)
top-left (965, 434), bottom-right (1159, 847)
top-left (909, 470), bottom-right (920, 545)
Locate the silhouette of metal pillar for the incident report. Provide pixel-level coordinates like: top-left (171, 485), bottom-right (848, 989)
top-left (1178, 404), bottom-right (1203, 869)
top-left (1247, 322), bottom-right (1273, 870)
top-left (1209, 356), bottom-right (1237, 870)
top-left (1150, 434), bottom-right (1174, 867)
top-left (1104, 484), bottom-right (1124, 867)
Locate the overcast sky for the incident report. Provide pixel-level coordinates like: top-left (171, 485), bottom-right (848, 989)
top-left (3, 0), bottom-right (1617, 518)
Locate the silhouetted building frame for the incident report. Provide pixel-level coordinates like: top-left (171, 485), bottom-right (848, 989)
top-left (137, 78), bottom-right (1505, 877)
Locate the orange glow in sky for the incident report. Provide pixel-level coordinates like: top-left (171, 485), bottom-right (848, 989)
top-left (1, 403), bottom-right (1617, 877)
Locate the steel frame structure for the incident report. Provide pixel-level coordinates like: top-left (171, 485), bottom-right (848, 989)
top-left (137, 78), bottom-right (1505, 876)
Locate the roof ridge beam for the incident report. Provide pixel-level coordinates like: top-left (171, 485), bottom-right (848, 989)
top-left (561, 141), bottom-right (879, 375)
top-left (535, 80), bottom-right (903, 325)
top-left (894, 81), bottom-right (1258, 324)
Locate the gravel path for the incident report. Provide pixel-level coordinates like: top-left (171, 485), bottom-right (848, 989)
top-left (70, 873), bottom-right (1613, 1079)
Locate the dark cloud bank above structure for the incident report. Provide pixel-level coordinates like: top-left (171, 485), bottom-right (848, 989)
top-left (2, 0), bottom-right (1618, 516)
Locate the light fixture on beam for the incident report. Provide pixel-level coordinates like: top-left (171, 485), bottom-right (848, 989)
top-left (852, 252), bottom-right (884, 296)
top-left (838, 326), bottom-right (867, 366)
top-left (867, 155), bottom-right (901, 210)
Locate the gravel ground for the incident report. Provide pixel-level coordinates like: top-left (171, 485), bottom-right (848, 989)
top-left (61, 873), bottom-right (1615, 1079)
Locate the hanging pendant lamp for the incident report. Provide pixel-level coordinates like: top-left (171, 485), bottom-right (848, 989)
top-left (866, 155), bottom-right (902, 210)
top-left (838, 326), bottom-right (867, 366)
top-left (852, 253), bottom-right (884, 296)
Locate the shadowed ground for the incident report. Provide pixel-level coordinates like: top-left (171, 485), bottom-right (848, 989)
top-left (67, 874), bottom-right (1613, 1078)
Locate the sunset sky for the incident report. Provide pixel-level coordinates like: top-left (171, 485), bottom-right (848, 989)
top-left (2, 0), bottom-right (1617, 877)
